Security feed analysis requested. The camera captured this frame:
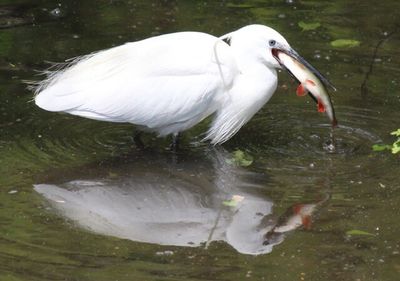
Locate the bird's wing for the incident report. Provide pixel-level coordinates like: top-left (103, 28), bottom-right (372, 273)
top-left (35, 32), bottom-right (238, 132)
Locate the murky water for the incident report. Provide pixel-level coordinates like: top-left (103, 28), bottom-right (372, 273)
top-left (1, 0), bottom-right (399, 280)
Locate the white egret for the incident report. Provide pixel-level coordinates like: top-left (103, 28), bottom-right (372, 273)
top-left (34, 24), bottom-right (336, 146)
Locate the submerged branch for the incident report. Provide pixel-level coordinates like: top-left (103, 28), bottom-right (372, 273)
top-left (360, 29), bottom-right (397, 98)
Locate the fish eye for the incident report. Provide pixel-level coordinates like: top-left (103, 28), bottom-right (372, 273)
top-left (269, 40), bottom-right (276, 47)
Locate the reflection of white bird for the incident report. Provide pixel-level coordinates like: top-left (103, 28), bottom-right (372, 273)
top-left (34, 148), bottom-right (277, 255)
top-left (34, 24), bottom-right (333, 145)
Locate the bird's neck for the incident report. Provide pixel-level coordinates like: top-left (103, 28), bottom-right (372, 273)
top-left (228, 42), bottom-right (267, 72)
top-left (236, 58), bottom-right (278, 90)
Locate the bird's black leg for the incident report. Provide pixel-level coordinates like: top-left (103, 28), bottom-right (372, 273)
top-left (133, 131), bottom-right (145, 149)
top-left (170, 133), bottom-right (180, 151)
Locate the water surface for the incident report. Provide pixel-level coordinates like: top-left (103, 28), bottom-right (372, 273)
top-left (0, 0), bottom-right (399, 280)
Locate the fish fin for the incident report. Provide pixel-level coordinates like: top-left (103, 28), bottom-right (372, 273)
top-left (302, 215), bottom-right (312, 229)
top-left (306, 79), bottom-right (316, 86)
top-left (292, 204), bottom-right (304, 214)
top-left (296, 84), bottom-right (307, 97)
top-left (317, 98), bottom-right (325, 113)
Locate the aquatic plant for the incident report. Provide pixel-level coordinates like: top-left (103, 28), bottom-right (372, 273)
top-left (373, 129), bottom-right (400, 154)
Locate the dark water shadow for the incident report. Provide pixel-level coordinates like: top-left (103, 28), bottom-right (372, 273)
top-left (34, 147), bottom-right (329, 255)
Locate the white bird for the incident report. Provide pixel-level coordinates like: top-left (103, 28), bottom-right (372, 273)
top-left (34, 24), bottom-right (335, 146)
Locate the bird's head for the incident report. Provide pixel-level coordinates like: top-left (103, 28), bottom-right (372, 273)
top-left (220, 24), bottom-right (334, 89)
top-left (221, 24), bottom-right (289, 69)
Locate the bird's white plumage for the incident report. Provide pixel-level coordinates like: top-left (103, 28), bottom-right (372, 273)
top-left (34, 25), bottom-right (291, 144)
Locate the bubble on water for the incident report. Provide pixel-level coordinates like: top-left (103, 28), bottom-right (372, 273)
top-left (50, 8), bottom-right (62, 18)
top-left (323, 141), bottom-right (336, 153)
top-left (310, 134), bottom-right (321, 140)
top-left (314, 54), bottom-right (321, 60)
top-left (155, 250), bottom-right (174, 256)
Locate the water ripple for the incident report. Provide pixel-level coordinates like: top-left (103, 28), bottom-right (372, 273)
top-left (243, 104), bottom-right (393, 158)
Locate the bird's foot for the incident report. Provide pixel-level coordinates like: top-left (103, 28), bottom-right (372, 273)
top-left (169, 133), bottom-right (180, 152)
top-left (133, 131), bottom-right (145, 150)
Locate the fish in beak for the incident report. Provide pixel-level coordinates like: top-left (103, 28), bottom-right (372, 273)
top-left (272, 46), bottom-right (338, 127)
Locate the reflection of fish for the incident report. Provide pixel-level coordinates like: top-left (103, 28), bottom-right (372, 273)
top-left (274, 50), bottom-right (338, 127)
top-left (263, 195), bottom-right (329, 245)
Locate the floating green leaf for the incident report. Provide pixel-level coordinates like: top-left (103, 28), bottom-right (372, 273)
top-left (330, 39), bottom-right (360, 48)
top-left (108, 172), bottom-right (119, 178)
top-left (390, 129), bottom-right (400, 137)
top-left (222, 200), bottom-right (238, 207)
top-left (392, 142), bottom-right (400, 154)
top-left (372, 144), bottom-right (391, 152)
top-left (227, 150), bottom-right (253, 167)
top-left (346, 229), bottom-right (375, 236)
top-left (298, 21), bottom-right (321, 31)
top-left (226, 3), bottom-right (254, 8)
top-left (373, 129), bottom-right (400, 154)
top-left (222, 195), bottom-right (244, 207)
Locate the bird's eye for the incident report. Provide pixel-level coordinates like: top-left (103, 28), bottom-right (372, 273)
top-left (269, 40), bottom-right (276, 47)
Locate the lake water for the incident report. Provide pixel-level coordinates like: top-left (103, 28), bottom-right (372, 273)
top-left (0, 0), bottom-right (399, 280)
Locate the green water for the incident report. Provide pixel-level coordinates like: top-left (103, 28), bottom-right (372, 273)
top-left (1, 0), bottom-right (399, 280)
